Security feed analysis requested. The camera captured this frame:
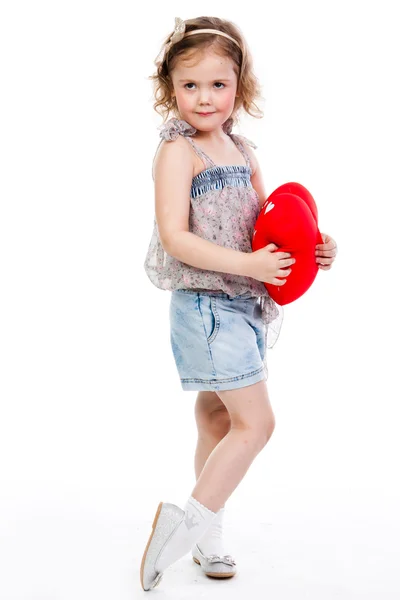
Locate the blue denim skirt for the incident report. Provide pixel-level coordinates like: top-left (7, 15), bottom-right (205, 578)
top-left (169, 289), bottom-right (267, 391)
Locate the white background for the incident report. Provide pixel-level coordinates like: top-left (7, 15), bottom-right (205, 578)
top-left (1, 1), bottom-right (399, 598)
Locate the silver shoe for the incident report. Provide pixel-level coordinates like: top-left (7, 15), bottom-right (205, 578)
top-left (140, 502), bottom-right (185, 591)
top-left (192, 543), bottom-right (237, 578)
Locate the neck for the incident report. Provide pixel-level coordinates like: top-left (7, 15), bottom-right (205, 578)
top-left (194, 128), bottom-right (229, 142)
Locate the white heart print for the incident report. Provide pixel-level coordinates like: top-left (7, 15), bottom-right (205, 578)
top-left (264, 201), bottom-right (275, 215)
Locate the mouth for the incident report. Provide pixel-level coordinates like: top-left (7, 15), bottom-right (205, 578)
top-left (197, 112), bottom-right (215, 116)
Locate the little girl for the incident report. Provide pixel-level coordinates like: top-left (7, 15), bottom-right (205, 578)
top-left (140, 16), bottom-right (337, 591)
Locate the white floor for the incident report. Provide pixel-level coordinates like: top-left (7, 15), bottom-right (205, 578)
top-left (1, 483), bottom-right (398, 600)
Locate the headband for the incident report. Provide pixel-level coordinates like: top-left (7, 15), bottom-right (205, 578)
top-left (155, 17), bottom-right (241, 67)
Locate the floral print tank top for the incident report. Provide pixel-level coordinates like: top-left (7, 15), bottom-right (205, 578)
top-left (143, 118), bottom-right (283, 350)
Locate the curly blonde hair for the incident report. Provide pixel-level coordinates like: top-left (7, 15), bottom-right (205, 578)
top-left (149, 16), bottom-right (264, 126)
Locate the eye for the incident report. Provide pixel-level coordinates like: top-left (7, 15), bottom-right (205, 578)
top-left (183, 82), bottom-right (226, 90)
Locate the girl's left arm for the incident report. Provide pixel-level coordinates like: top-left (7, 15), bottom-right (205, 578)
top-left (247, 144), bottom-right (338, 271)
top-left (315, 233), bottom-right (338, 270)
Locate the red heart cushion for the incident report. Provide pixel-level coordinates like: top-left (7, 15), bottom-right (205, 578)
top-left (268, 182), bottom-right (319, 223)
top-left (252, 183), bottom-right (323, 305)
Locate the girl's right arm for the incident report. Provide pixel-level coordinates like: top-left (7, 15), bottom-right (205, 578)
top-left (154, 138), bottom-right (294, 285)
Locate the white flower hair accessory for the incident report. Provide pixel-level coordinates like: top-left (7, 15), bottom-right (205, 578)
top-left (155, 17), bottom-right (186, 67)
top-left (154, 17), bottom-right (242, 68)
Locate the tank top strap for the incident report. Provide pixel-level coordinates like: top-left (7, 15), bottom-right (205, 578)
top-left (152, 118), bottom-right (258, 177)
top-left (228, 133), bottom-right (257, 174)
top-left (185, 137), bottom-right (216, 170)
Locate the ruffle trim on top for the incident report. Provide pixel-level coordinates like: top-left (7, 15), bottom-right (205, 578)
top-left (154, 117), bottom-right (285, 356)
top-left (191, 165), bottom-right (252, 198)
top-left (158, 118), bottom-right (197, 141)
top-left (158, 117), bottom-right (246, 140)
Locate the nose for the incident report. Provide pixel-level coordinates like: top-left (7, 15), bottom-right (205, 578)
top-left (198, 86), bottom-right (212, 105)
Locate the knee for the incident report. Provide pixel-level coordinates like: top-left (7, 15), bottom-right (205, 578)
top-left (233, 414), bottom-right (275, 451)
top-left (253, 419), bottom-right (275, 450)
top-left (196, 406), bottom-right (231, 435)
top-left (262, 414), bottom-right (276, 445)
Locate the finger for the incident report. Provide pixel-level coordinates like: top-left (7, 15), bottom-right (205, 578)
top-left (277, 268), bottom-right (292, 277)
top-left (318, 264), bottom-right (332, 271)
top-left (315, 245), bottom-right (335, 252)
top-left (316, 242), bottom-right (337, 251)
top-left (277, 252), bottom-right (292, 259)
top-left (315, 249), bottom-right (336, 258)
top-left (276, 258), bottom-right (296, 269)
top-left (270, 278), bottom-right (286, 286)
top-left (279, 258), bottom-right (296, 269)
top-left (278, 258), bottom-right (295, 268)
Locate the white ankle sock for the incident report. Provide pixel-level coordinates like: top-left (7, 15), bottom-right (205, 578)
top-left (156, 496), bottom-right (216, 573)
top-left (196, 506), bottom-right (225, 556)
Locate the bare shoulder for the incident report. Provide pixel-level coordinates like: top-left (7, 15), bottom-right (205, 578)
top-left (153, 135), bottom-right (195, 177)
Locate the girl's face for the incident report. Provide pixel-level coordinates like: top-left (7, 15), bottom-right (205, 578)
top-left (170, 49), bottom-right (239, 133)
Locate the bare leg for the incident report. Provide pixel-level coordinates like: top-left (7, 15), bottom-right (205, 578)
top-left (190, 379), bottom-right (275, 512)
top-left (141, 383), bottom-right (274, 584)
top-left (193, 392), bottom-right (231, 556)
top-left (194, 390), bottom-right (231, 482)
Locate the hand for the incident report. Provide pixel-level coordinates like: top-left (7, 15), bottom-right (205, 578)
top-left (315, 233), bottom-right (338, 271)
top-left (248, 244), bottom-right (296, 285)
